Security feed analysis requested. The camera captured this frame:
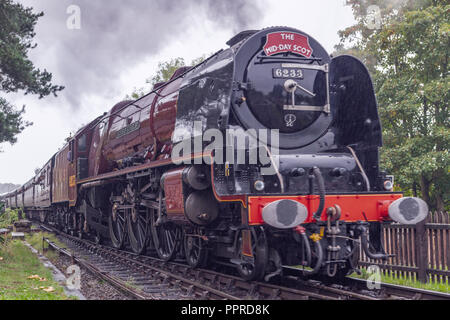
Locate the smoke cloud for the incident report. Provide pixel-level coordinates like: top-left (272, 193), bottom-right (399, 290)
top-left (16, 0), bottom-right (266, 110)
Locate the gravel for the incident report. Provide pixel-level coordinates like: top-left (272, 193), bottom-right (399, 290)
top-left (48, 253), bottom-right (132, 300)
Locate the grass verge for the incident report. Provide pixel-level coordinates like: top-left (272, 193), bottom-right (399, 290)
top-left (26, 231), bottom-right (68, 261)
top-left (0, 208), bottom-right (19, 229)
top-left (350, 268), bottom-right (450, 294)
top-left (0, 239), bottom-right (73, 300)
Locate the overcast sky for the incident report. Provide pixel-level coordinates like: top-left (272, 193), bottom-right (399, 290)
top-left (0, 0), bottom-right (356, 185)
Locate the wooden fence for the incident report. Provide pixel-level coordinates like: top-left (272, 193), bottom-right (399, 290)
top-left (358, 211), bottom-right (450, 284)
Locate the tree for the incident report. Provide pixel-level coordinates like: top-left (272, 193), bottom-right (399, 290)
top-left (149, 57), bottom-right (187, 88)
top-left (0, 0), bottom-right (64, 145)
top-left (0, 98), bottom-right (31, 145)
top-left (126, 55), bottom-right (209, 99)
top-left (337, 0), bottom-right (449, 211)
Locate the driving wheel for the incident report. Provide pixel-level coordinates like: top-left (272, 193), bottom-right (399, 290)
top-left (184, 232), bottom-right (208, 268)
top-left (236, 226), bottom-right (268, 281)
top-left (109, 203), bottom-right (127, 249)
top-left (127, 206), bottom-right (150, 254)
top-left (150, 210), bottom-right (180, 261)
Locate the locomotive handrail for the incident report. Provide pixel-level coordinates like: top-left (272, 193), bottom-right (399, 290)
top-left (256, 55), bottom-right (322, 62)
top-left (262, 144), bottom-right (285, 193)
top-left (346, 146), bottom-right (371, 191)
top-left (281, 63), bottom-right (331, 114)
top-left (311, 167), bottom-right (325, 221)
top-left (357, 224), bottom-right (391, 261)
top-left (284, 105), bottom-right (328, 112)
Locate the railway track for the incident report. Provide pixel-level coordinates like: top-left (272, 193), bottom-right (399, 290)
top-left (343, 276), bottom-right (450, 300)
top-left (41, 227), bottom-right (238, 300)
top-left (38, 224), bottom-right (449, 300)
top-left (281, 265), bottom-right (450, 300)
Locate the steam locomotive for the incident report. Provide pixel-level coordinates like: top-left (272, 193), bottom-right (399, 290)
top-left (1, 26), bottom-right (429, 281)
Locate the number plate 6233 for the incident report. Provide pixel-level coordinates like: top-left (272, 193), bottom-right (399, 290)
top-left (272, 68), bottom-right (303, 79)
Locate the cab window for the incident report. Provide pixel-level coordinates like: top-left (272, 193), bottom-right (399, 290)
top-left (78, 134), bottom-right (87, 152)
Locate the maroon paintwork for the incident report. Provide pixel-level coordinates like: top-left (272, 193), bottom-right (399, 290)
top-left (153, 76), bottom-right (182, 145)
top-left (53, 144), bottom-right (70, 204)
top-left (2, 67), bottom-right (189, 210)
top-left (86, 68), bottom-right (187, 179)
top-left (163, 167), bottom-right (187, 223)
top-left (2, 67), bottom-right (188, 210)
top-left (34, 159), bottom-right (52, 208)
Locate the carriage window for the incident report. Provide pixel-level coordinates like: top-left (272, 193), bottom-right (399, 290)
top-left (68, 140), bottom-right (74, 162)
top-left (40, 170), bottom-right (46, 189)
top-left (99, 121), bottom-right (107, 137)
top-left (110, 118), bottom-right (124, 137)
top-left (78, 134), bottom-right (87, 152)
top-left (120, 105), bottom-right (141, 128)
top-left (102, 121), bottom-right (109, 136)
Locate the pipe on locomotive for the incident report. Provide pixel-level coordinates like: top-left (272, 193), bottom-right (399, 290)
top-left (309, 166), bottom-right (325, 221)
top-left (311, 240), bottom-right (324, 275)
top-left (300, 232), bottom-right (312, 267)
top-left (294, 226), bottom-right (321, 275)
top-left (356, 224), bottom-right (390, 260)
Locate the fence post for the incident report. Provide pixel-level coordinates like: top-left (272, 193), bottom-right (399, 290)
top-left (415, 220), bottom-right (428, 283)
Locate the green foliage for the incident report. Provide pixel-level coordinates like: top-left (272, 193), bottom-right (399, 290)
top-left (26, 232), bottom-right (68, 261)
top-left (351, 268), bottom-right (449, 293)
top-left (0, 0), bottom-right (63, 146)
top-left (0, 208), bottom-right (19, 229)
top-left (0, 98), bottom-right (32, 145)
top-left (126, 55), bottom-right (209, 99)
top-left (125, 87), bottom-right (147, 100)
top-left (337, 0), bottom-right (449, 211)
top-left (0, 0), bottom-right (64, 97)
top-left (149, 57), bottom-right (187, 87)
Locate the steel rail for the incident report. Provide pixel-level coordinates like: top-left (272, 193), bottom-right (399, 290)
top-left (40, 224), bottom-right (240, 300)
top-left (43, 237), bottom-right (149, 300)
top-left (79, 240), bottom-right (241, 300)
top-left (345, 276), bottom-right (450, 300)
